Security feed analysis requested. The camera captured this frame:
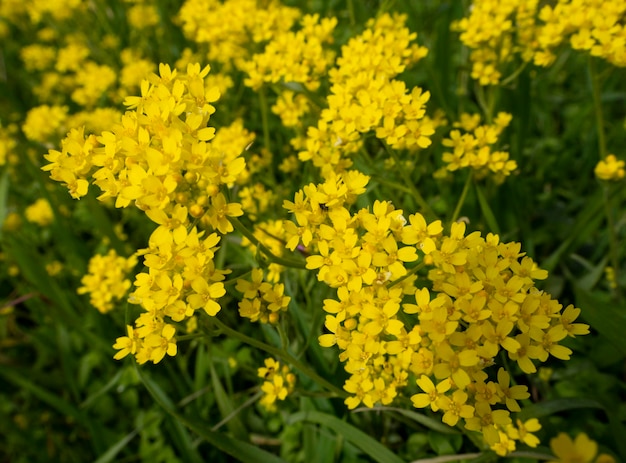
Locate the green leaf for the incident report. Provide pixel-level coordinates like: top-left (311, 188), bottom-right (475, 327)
top-left (542, 190), bottom-right (605, 273)
top-left (81, 369), bottom-right (124, 410)
top-left (428, 431), bottom-right (463, 456)
top-left (94, 428), bottom-right (140, 463)
top-left (517, 397), bottom-right (604, 421)
top-left (574, 287), bottom-right (626, 355)
top-left (137, 366), bottom-right (287, 463)
top-left (288, 410), bottom-right (405, 463)
top-left (0, 366), bottom-right (85, 422)
top-left (355, 406), bottom-right (459, 435)
top-left (209, 360), bottom-right (247, 440)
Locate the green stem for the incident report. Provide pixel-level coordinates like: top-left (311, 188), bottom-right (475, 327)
top-left (589, 56), bottom-right (607, 159)
top-left (450, 171), bottom-right (473, 224)
top-left (347, 0), bottom-right (356, 26)
top-left (259, 86), bottom-right (271, 153)
top-left (475, 84), bottom-right (492, 123)
top-left (499, 60), bottom-right (528, 87)
top-left (603, 184), bottom-right (622, 300)
top-left (388, 262), bottom-right (425, 289)
top-left (382, 142), bottom-right (436, 219)
top-left (211, 316), bottom-right (346, 398)
top-left (371, 175), bottom-right (413, 195)
top-left (277, 318), bottom-right (289, 350)
top-left (228, 217), bottom-right (306, 269)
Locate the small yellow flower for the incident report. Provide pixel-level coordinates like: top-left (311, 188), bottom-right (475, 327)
top-left (594, 154), bottom-right (625, 181)
top-left (549, 432), bottom-right (614, 463)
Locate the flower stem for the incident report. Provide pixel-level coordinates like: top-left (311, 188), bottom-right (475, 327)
top-left (450, 171), bottom-right (473, 224)
top-left (228, 217), bottom-right (306, 269)
top-left (259, 86), bottom-right (271, 153)
top-left (211, 316), bottom-right (346, 398)
top-left (603, 184), bottom-right (622, 300)
top-left (382, 141), bottom-right (436, 219)
top-left (589, 57), bottom-right (607, 159)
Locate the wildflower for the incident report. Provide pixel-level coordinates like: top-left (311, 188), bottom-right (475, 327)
top-left (258, 358), bottom-right (296, 411)
top-left (22, 105), bottom-right (68, 143)
top-left (549, 432), bottom-right (615, 463)
top-left (78, 250), bottom-right (137, 314)
top-left (594, 154), bottom-right (625, 181)
top-left (25, 198), bottom-right (54, 226)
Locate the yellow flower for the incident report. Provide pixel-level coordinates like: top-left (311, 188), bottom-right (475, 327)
top-left (549, 432), bottom-right (609, 463)
top-left (25, 198), bottom-right (54, 226)
top-left (594, 154), bottom-right (625, 181)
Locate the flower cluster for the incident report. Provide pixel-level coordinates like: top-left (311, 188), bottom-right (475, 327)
top-left (236, 268), bottom-right (291, 324)
top-left (453, 0), bottom-right (539, 85)
top-left (441, 112), bottom-right (516, 183)
top-left (455, 0), bottom-right (626, 86)
top-left (117, 226), bottom-right (228, 364)
top-left (534, 0), bottom-right (626, 67)
top-left (283, 170), bottom-right (588, 450)
top-left (44, 63), bottom-right (249, 363)
top-left (22, 105), bottom-right (68, 144)
top-left (177, 0), bottom-right (300, 70)
top-left (24, 198), bottom-right (54, 226)
top-left (77, 249), bottom-right (137, 314)
top-left (258, 358), bottom-right (296, 412)
top-left (299, 13), bottom-right (431, 177)
top-left (242, 14), bottom-right (337, 91)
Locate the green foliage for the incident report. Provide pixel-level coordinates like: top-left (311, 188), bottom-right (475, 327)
top-left (1, 0), bottom-right (625, 462)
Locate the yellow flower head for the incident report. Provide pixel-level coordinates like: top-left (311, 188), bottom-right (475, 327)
top-left (594, 154), bottom-right (625, 181)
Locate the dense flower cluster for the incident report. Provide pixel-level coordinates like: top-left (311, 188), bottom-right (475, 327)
top-left (22, 105), bottom-right (68, 144)
top-left (298, 13), bottom-right (431, 177)
top-left (534, 0), bottom-right (626, 67)
top-left (454, 0), bottom-right (539, 85)
top-left (24, 198), bottom-right (54, 226)
top-left (177, 0), bottom-right (300, 70)
top-left (44, 63), bottom-right (249, 363)
top-left (441, 112), bottom-right (517, 183)
top-left (456, 0), bottom-right (626, 86)
top-left (241, 14), bottom-right (337, 91)
top-left (77, 249), bottom-right (137, 314)
top-left (2, 0), bottom-right (611, 457)
top-left (283, 172), bottom-right (588, 449)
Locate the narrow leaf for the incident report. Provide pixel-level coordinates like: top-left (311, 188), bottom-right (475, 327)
top-left (574, 287), bottom-right (626, 355)
top-left (288, 410), bottom-right (405, 463)
top-left (137, 366), bottom-right (287, 463)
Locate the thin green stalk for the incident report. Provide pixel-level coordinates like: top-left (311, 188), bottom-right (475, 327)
top-left (603, 184), bottom-right (622, 300)
top-left (347, 0), bottom-right (356, 26)
top-left (228, 217), bottom-right (306, 269)
top-left (211, 316), bottom-right (346, 398)
top-left (388, 262), bottom-right (425, 289)
top-left (500, 60), bottom-right (529, 87)
top-left (371, 175), bottom-right (413, 195)
top-left (590, 58), bottom-right (620, 298)
top-left (277, 318), bottom-right (289, 351)
top-left (211, 390), bottom-right (263, 432)
top-left (589, 57), bottom-right (607, 159)
top-left (382, 142), bottom-right (436, 219)
top-left (259, 86), bottom-right (271, 153)
top-left (475, 81), bottom-right (497, 124)
top-left (450, 171), bottom-right (473, 224)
